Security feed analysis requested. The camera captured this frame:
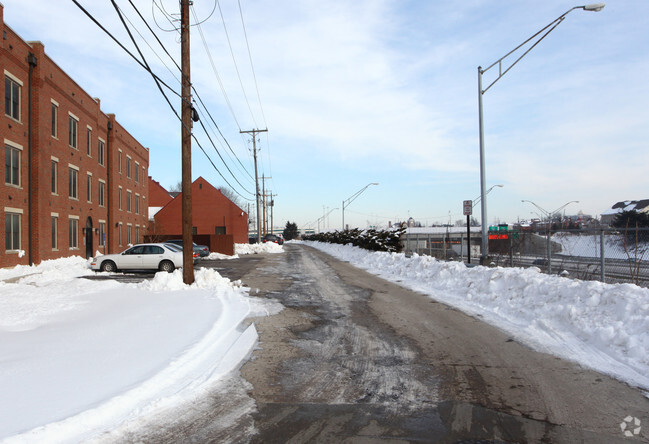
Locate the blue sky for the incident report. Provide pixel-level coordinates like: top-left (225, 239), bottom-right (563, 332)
top-left (5, 1), bottom-right (648, 231)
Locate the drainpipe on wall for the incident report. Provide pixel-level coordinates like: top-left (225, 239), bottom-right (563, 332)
top-left (27, 52), bottom-right (37, 265)
top-left (106, 119), bottom-right (113, 253)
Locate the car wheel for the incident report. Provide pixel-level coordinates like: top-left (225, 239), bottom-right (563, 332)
top-left (101, 260), bottom-right (117, 272)
top-left (159, 260), bottom-right (175, 273)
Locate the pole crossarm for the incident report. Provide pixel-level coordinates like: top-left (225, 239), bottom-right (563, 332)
top-left (480, 4), bottom-right (604, 95)
top-left (342, 183), bottom-right (378, 230)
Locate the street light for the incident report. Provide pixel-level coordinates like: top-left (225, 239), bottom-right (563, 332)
top-left (342, 183), bottom-right (379, 230)
top-left (472, 184), bottom-right (503, 208)
top-left (477, 4), bottom-right (604, 264)
top-left (317, 207), bottom-right (339, 233)
top-left (521, 200), bottom-right (579, 273)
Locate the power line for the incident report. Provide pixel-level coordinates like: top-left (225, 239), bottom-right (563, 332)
top-left (237, 0), bottom-right (267, 128)
top-left (190, 4), bottom-right (242, 130)
top-left (214, 1), bottom-right (258, 127)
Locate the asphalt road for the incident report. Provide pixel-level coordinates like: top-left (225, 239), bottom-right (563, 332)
top-left (115, 244), bottom-right (649, 443)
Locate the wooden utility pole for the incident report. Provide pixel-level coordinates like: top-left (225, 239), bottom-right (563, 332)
top-left (240, 128), bottom-right (267, 243)
top-left (261, 175), bottom-right (272, 236)
top-left (181, 0), bottom-right (194, 284)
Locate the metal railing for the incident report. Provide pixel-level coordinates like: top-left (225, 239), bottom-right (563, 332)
top-left (401, 228), bottom-right (649, 287)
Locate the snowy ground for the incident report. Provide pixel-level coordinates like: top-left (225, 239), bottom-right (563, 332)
top-left (303, 241), bottom-right (649, 394)
top-left (2, 239), bottom-right (648, 442)
top-left (553, 231), bottom-right (649, 261)
top-left (0, 244), bottom-right (283, 443)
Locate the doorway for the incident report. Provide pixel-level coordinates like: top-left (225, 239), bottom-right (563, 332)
top-left (85, 217), bottom-right (93, 259)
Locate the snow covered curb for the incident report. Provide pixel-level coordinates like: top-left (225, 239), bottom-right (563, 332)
top-left (304, 241), bottom-right (649, 391)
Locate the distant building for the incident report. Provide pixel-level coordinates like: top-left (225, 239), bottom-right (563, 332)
top-left (147, 177), bottom-right (249, 244)
top-left (1, 4), bottom-right (149, 268)
top-left (600, 200), bottom-right (649, 225)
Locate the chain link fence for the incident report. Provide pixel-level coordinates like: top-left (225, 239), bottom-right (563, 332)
top-left (401, 227), bottom-right (649, 287)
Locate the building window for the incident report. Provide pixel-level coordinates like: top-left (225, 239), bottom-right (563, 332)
top-left (135, 226), bottom-right (140, 244)
top-left (69, 217), bottom-right (79, 249)
top-left (118, 223), bottom-right (123, 246)
top-left (98, 139), bottom-right (105, 166)
top-left (51, 101), bottom-right (58, 138)
top-left (68, 114), bottom-right (78, 149)
top-left (126, 156), bottom-right (131, 179)
top-left (68, 166), bottom-right (79, 199)
top-left (118, 150), bottom-right (122, 173)
top-left (86, 173), bottom-right (92, 203)
top-left (4, 74), bottom-right (21, 121)
top-left (126, 190), bottom-right (132, 212)
top-left (51, 215), bottom-right (58, 250)
top-left (5, 211), bottom-right (21, 251)
top-left (86, 127), bottom-right (92, 157)
top-left (127, 224), bottom-right (132, 245)
top-left (5, 143), bottom-right (21, 186)
top-left (135, 162), bottom-right (140, 183)
top-left (98, 180), bottom-right (105, 207)
top-left (118, 186), bottom-right (123, 210)
top-left (51, 159), bottom-right (58, 194)
top-left (135, 193), bottom-right (140, 215)
top-left (98, 221), bottom-right (106, 247)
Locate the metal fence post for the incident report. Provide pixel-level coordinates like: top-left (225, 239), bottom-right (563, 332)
top-left (546, 229), bottom-right (552, 274)
top-left (600, 229), bottom-right (605, 283)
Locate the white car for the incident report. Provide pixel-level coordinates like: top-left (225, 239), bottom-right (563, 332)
top-left (90, 243), bottom-right (185, 273)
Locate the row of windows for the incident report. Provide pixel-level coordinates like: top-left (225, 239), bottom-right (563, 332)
top-left (8, 214), bottom-right (143, 252)
top-left (6, 212), bottom-right (141, 252)
top-left (6, 73), bottom-right (143, 180)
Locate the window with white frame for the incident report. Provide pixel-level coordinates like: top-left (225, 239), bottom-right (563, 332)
top-left (5, 141), bottom-right (21, 186)
top-left (69, 217), bottom-right (79, 249)
top-left (118, 186), bottom-right (123, 210)
top-left (4, 73), bottom-right (21, 121)
top-left (86, 173), bottom-right (92, 203)
top-left (5, 210), bottom-right (21, 251)
top-left (135, 193), bottom-right (140, 215)
top-left (127, 224), bottom-right (132, 245)
top-left (126, 190), bottom-right (132, 212)
top-left (51, 100), bottom-right (58, 138)
top-left (126, 155), bottom-right (131, 178)
top-left (86, 126), bottom-right (92, 156)
top-left (98, 180), bottom-right (105, 207)
top-left (135, 161), bottom-right (140, 183)
top-left (51, 158), bottom-right (58, 194)
top-left (135, 225), bottom-right (140, 243)
top-left (118, 150), bottom-right (122, 173)
top-left (68, 165), bottom-right (79, 199)
top-left (98, 138), bottom-right (105, 166)
top-left (68, 114), bottom-right (78, 149)
top-left (98, 221), bottom-right (106, 247)
top-left (118, 223), bottom-right (123, 246)
top-left (51, 214), bottom-right (58, 250)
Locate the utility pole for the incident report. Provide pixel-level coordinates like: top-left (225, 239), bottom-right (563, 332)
top-left (240, 128), bottom-right (267, 243)
top-left (261, 175), bottom-right (272, 236)
top-left (180, 0), bottom-right (194, 284)
top-left (268, 192), bottom-right (277, 234)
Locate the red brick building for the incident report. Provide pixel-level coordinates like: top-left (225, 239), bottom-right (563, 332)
top-left (148, 177), bottom-right (249, 244)
top-left (1, 5), bottom-right (149, 268)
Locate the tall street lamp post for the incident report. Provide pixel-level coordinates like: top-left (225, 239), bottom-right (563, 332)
top-left (342, 183), bottom-right (379, 231)
top-left (477, 3), bottom-right (604, 265)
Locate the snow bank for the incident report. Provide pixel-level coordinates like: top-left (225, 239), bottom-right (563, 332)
top-left (0, 257), bottom-right (271, 442)
top-left (235, 242), bottom-right (284, 255)
top-left (305, 241), bottom-right (649, 391)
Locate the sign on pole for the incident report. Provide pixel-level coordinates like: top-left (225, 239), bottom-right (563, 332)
top-left (463, 200), bottom-right (473, 216)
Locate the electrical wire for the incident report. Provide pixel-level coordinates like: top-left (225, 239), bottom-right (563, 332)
top-left (151, 0), bottom-right (179, 32)
top-left (237, 0), bottom-right (267, 128)
top-left (190, 5), bottom-right (242, 131)
top-left (71, 0), bottom-right (180, 99)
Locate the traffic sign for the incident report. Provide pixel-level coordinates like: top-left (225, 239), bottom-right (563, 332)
top-left (463, 200), bottom-right (472, 216)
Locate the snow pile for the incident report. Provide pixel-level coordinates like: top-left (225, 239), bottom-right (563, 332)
top-left (234, 242), bottom-right (284, 255)
top-left (305, 241), bottom-right (649, 390)
top-left (0, 257), bottom-right (273, 442)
